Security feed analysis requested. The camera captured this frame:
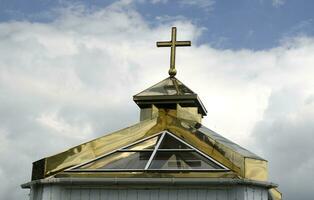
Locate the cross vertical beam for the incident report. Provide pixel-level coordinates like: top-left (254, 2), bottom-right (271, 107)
top-left (157, 27), bottom-right (191, 77)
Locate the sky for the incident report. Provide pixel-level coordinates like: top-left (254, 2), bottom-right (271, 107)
top-left (0, 0), bottom-right (313, 199)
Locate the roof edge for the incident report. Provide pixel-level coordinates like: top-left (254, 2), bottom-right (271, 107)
top-left (21, 177), bottom-right (278, 189)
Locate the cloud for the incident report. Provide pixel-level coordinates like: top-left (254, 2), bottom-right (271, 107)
top-left (252, 87), bottom-right (314, 199)
top-left (150, 0), bottom-right (168, 4)
top-left (148, 0), bottom-right (215, 12)
top-left (282, 19), bottom-right (314, 40)
top-left (0, 1), bottom-right (314, 200)
top-left (180, 0), bottom-right (215, 11)
top-left (272, 0), bottom-right (286, 7)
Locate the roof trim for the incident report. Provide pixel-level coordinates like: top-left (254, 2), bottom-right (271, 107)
top-left (21, 177), bottom-right (278, 189)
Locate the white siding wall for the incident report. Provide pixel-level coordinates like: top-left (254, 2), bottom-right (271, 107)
top-left (30, 185), bottom-right (269, 200)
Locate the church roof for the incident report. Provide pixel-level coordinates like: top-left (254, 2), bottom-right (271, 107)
top-left (133, 77), bottom-right (207, 116)
top-left (31, 113), bottom-right (266, 181)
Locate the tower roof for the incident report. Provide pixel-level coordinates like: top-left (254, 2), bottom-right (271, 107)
top-left (133, 77), bottom-right (207, 116)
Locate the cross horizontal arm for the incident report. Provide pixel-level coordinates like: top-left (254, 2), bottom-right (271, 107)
top-left (175, 41), bottom-right (191, 46)
top-left (156, 41), bottom-right (172, 47)
top-left (156, 41), bottom-right (191, 47)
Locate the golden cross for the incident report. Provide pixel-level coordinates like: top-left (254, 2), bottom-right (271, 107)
top-left (157, 27), bottom-right (191, 77)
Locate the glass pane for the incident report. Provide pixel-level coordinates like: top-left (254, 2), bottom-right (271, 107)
top-left (159, 134), bottom-right (191, 149)
top-left (135, 77), bottom-right (194, 96)
top-left (124, 136), bottom-right (159, 150)
top-left (79, 152), bottom-right (152, 169)
top-left (149, 151), bottom-right (222, 169)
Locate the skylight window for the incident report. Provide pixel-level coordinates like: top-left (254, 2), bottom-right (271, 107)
top-left (67, 131), bottom-right (228, 172)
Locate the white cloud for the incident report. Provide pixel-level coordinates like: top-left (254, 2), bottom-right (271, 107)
top-left (150, 0), bottom-right (168, 4)
top-left (149, 0), bottom-right (215, 11)
top-left (281, 19), bottom-right (314, 40)
top-left (0, 2), bottom-right (313, 200)
top-left (272, 0), bottom-right (286, 7)
top-left (180, 0), bottom-right (215, 11)
top-left (36, 111), bottom-right (93, 139)
top-left (252, 87), bottom-right (314, 199)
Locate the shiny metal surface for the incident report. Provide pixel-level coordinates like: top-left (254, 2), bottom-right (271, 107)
top-left (156, 27), bottom-right (191, 77)
top-left (133, 77), bottom-right (207, 116)
top-left (269, 188), bottom-right (282, 200)
top-left (33, 107), bottom-right (268, 182)
top-left (66, 130), bottom-right (228, 172)
top-left (134, 77), bottom-right (194, 96)
top-left (41, 118), bottom-right (159, 178)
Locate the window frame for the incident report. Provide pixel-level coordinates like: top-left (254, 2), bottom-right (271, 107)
top-left (66, 131), bottom-right (229, 172)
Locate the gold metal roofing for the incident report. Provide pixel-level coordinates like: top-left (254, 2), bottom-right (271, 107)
top-left (133, 77), bottom-right (207, 116)
top-left (31, 108), bottom-right (267, 182)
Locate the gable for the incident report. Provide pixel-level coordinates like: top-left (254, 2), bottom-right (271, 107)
top-left (66, 131), bottom-right (228, 172)
top-left (32, 113), bottom-right (267, 181)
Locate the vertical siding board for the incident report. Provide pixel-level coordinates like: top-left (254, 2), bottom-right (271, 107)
top-left (205, 189), bottom-right (216, 200)
top-left (227, 188), bottom-right (235, 200)
top-left (168, 189), bottom-right (177, 200)
top-left (32, 184), bottom-right (270, 200)
top-left (41, 185), bottom-right (51, 200)
top-left (253, 187), bottom-right (261, 200)
top-left (126, 189), bottom-right (137, 200)
top-left (118, 189), bottom-right (127, 200)
top-left (59, 187), bottom-right (66, 200)
top-left (31, 186), bottom-right (36, 200)
top-left (34, 185), bottom-right (43, 200)
top-left (111, 189), bottom-right (119, 200)
top-left (149, 189), bottom-right (160, 200)
top-left (261, 188), bottom-right (268, 200)
top-left (80, 188), bottom-right (90, 200)
top-left (100, 188), bottom-right (108, 200)
top-left (88, 189), bottom-right (94, 200)
top-left (50, 185), bottom-right (61, 200)
top-left (89, 189), bottom-right (101, 200)
top-left (239, 186), bottom-right (245, 200)
top-left (177, 189), bottom-right (188, 200)
top-left (49, 185), bottom-right (55, 200)
top-left (63, 188), bottom-right (71, 200)
top-left (235, 187), bottom-right (243, 200)
top-left (29, 186), bottom-right (34, 200)
top-left (138, 189), bottom-right (150, 200)
top-left (70, 188), bottom-right (81, 200)
top-left (244, 186), bottom-right (248, 200)
top-left (187, 189), bottom-right (193, 200)
top-left (159, 188), bottom-right (169, 200)
top-left (196, 189), bottom-right (207, 200)
top-left (231, 187), bottom-right (241, 200)
top-left (217, 189), bottom-right (228, 200)
top-left (246, 187), bottom-right (254, 200)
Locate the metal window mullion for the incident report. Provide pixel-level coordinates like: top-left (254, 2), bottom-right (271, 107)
top-left (68, 168), bottom-right (230, 172)
top-left (118, 149), bottom-right (154, 152)
top-left (157, 149), bottom-right (194, 152)
top-left (120, 132), bottom-right (162, 149)
top-left (165, 131), bottom-right (229, 170)
top-left (65, 148), bottom-right (119, 171)
top-left (66, 131), bottom-right (164, 171)
top-left (144, 131), bottom-right (166, 170)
